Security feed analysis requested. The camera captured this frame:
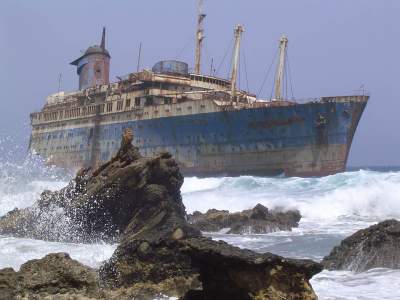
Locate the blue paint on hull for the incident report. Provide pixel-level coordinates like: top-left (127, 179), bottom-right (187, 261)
top-left (31, 99), bottom-right (367, 177)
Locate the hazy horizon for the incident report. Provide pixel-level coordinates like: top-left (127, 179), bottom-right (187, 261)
top-left (1, 0), bottom-right (399, 166)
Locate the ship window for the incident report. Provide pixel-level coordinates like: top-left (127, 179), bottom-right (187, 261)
top-left (117, 101), bottom-right (123, 111)
top-left (107, 103), bottom-right (113, 112)
top-left (135, 97), bottom-right (141, 107)
top-left (126, 99), bottom-right (131, 108)
top-left (145, 97), bottom-right (153, 106)
top-left (187, 106), bottom-right (192, 110)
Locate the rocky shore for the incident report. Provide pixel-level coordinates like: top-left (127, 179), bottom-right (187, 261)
top-left (0, 130), bottom-right (322, 300)
top-left (188, 204), bottom-right (301, 234)
top-left (322, 219), bottom-right (400, 272)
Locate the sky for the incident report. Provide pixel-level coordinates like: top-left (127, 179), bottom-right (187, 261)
top-left (1, 0), bottom-right (399, 166)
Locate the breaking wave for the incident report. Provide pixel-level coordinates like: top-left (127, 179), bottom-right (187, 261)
top-left (182, 170), bottom-right (400, 234)
top-left (0, 236), bottom-right (116, 270)
top-left (0, 155), bottom-right (69, 216)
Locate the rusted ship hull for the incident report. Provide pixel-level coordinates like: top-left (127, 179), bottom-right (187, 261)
top-left (29, 96), bottom-right (368, 177)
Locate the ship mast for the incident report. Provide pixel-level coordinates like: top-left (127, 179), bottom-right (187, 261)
top-left (100, 27), bottom-right (106, 50)
top-left (274, 35), bottom-right (288, 100)
top-left (230, 24), bottom-right (244, 101)
top-left (194, 0), bottom-right (206, 74)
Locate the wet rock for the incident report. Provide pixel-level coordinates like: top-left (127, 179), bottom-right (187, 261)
top-left (322, 219), bottom-right (400, 272)
top-left (100, 198), bottom-right (317, 300)
top-left (0, 253), bottom-right (100, 300)
top-left (179, 237), bottom-right (322, 300)
top-left (0, 132), bottom-right (188, 243)
top-left (187, 203), bottom-right (301, 234)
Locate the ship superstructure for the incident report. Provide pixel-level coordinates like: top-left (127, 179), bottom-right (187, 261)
top-left (29, 6), bottom-right (368, 177)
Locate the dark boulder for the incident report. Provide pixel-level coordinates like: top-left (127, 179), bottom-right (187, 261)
top-left (187, 203), bottom-right (301, 234)
top-left (322, 219), bottom-right (400, 272)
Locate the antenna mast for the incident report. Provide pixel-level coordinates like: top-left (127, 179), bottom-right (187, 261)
top-left (230, 24), bottom-right (244, 101)
top-left (136, 42), bottom-right (142, 72)
top-left (57, 73), bottom-right (62, 93)
top-left (100, 27), bottom-right (106, 50)
top-left (194, 0), bottom-right (206, 74)
top-left (274, 35), bottom-right (288, 100)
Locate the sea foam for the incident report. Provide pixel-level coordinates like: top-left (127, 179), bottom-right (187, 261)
top-left (182, 170), bottom-right (400, 234)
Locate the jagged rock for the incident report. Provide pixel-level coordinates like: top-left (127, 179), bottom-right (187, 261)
top-left (322, 219), bottom-right (400, 272)
top-left (0, 131), bottom-right (187, 243)
top-left (187, 203), bottom-right (301, 234)
top-left (179, 237), bottom-right (321, 300)
top-left (100, 199), bottom-right (317, 300)
top-left (101, 235), bottom-right (321, 300)
top-left (0, 129), bottom-right (322, 299)
top-left (0, 253), bottom-right (99, 300)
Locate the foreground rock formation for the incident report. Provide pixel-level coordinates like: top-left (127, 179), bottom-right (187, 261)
top-left (0, 129), bottom-right (322, 299)
top-left (322, 219), bottom-right (400, 272)
top-left (188, 204), bottom-right (301, 234)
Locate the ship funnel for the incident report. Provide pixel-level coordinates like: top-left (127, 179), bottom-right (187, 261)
top-left (70, 28), bottom-right (111, 90)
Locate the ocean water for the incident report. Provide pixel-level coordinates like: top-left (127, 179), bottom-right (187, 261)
top-left (0, 155), bottom-right (399, 299)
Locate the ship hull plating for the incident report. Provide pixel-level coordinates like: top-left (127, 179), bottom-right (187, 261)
top-left (29, 98), bottom-right (367, 177)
